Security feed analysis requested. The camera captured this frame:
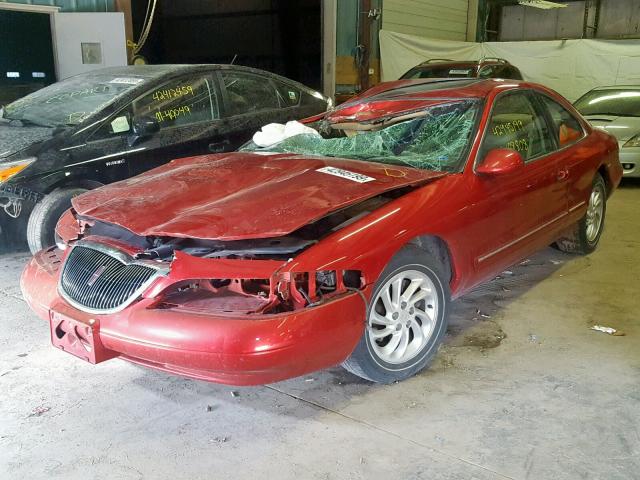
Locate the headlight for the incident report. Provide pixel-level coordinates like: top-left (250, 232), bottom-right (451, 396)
top-left (0, 157), bottom-right (36, 183)
top-left (623, 135), bottom-right (640, 148)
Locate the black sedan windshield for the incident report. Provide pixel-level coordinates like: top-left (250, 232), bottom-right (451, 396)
top-left (244, 100), bottom-right (478, 172)
top-left (574, 89), bottom-right (640, 117)
top-left (2, 74), bottom-right (142, 127)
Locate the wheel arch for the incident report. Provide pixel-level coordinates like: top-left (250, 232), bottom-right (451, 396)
top-left (52, 178), bottom-right (104, 192)
top-left (405, 234), bottom-right (456, 285)
top-left (39, 171), bottom-right (105, 196)
top-left (597, 163), bottom-right (613, 197)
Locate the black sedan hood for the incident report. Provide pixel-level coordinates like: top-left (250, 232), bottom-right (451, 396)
top-left (0, 123), bottom-right (54, 160)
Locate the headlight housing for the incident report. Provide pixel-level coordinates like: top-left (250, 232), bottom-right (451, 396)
top-left (0, 157), bottom-right (36, 183)
top-left (622, 135), bottom-right (640, 148)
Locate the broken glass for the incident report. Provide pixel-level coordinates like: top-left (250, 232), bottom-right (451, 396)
top-left (2, 74), bottom-right (142, 128)
top-left (244, 100), bottom-right (479, 172)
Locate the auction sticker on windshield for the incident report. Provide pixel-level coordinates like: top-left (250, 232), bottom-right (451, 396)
top-left (109, 78), bottom-right (144, 85)
top-left (449, 69), bottom-right (471, 75)
top-left (317, 167), bottom-right (375, 183)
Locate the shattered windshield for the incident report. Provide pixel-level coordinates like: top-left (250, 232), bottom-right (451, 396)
top-left (1, 74), bottom-right (143, 128)
top-left (244, 100), bottom-right (479, 172)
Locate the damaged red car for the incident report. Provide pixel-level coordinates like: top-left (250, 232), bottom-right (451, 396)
top-left (21, 78), bottom-right (622, 385)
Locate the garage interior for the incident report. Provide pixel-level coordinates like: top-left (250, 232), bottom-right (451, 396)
top-left (1, 1), bottom-right (639, 479)
top-left (131, 0), bottom-right (323, 90)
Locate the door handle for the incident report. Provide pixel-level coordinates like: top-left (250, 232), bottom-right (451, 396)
top-left (208, 140), bottom-right (230, 153)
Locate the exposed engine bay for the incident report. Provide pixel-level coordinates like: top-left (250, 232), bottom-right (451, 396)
top-left (62, 188), bottom-right (415, 314)
top-left (73, 187), bottom-right (412, 262)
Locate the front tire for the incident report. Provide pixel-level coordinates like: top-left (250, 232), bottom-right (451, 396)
top-left (555, 174), bottom-right (606, 255)
top-left (342, 246), bottom-right (450, 383)
top-left (27, 188), bottom-right (87, 254)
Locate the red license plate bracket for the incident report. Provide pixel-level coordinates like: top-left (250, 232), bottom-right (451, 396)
top-left (49, 311), bottom-right (117, 364)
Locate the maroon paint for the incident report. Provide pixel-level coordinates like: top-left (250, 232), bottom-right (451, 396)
top-left (21, 79), bottom-right (623, 385)
top-left (71, 154), bottom-right (445, 240)
top-left (476, 148), bottom-right (524, 175)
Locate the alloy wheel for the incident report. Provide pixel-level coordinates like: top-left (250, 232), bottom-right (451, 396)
top-left (585, 182), bottom-right (605, 243)
top-left (367, 269), bottom-right (438, 365)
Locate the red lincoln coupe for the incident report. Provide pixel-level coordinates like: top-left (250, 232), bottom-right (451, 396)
top-left (21, 78), bottom-right (622, 385)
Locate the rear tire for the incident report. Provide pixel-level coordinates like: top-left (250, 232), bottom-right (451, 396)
top-left (342, 246), bottom-right (450, 383)
top-left (555, 174), bottom-right (606, 255)
top-left (27, 188), bottom-right (87, 254)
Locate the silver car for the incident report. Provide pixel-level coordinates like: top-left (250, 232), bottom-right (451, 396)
top-left (574, 86), bottom-right (640, 177)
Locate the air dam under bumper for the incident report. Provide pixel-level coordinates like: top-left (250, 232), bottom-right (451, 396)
top-left (20, 248), bottom-right (368, 386)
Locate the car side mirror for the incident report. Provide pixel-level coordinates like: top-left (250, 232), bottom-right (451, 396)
top-left (128, 116), bottom-right (160, 147)
top-left (476, 148), bottom-right (524, 176)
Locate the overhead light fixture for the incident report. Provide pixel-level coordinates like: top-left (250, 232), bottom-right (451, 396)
top-left (518, 0), bottom-right (567, 9)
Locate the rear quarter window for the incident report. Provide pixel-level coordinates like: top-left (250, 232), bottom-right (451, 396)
top-left (539, 94), bottom-right (584, 147)
top-left (274, 81), bottom-right (301, 107)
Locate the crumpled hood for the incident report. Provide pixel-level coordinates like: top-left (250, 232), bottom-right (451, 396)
top-left (583, 115), bottom-right (640, 143)
top-left (72, 152), bottom-right (447, 240)
top-left (0, 123), bottom-right (54, 159)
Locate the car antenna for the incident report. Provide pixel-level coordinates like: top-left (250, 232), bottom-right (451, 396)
top-left (230, 54), bottom-right (237, 65)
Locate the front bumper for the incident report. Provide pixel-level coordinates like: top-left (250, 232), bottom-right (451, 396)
top-left (0, 182), bottom-right (43, 203)
top-left (619, 147), bottom-right (640, 177)
top-left (21, 247), bottom-right (368, 385)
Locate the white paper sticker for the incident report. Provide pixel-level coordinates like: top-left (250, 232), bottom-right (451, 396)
top-left (109, 77), bottom-right (144, 85)
top-left (316, 166), bottom-right (375, 183)
top-left (110, 115), bottom-right (130, 133)
top-left (449, 69), bottom-right (471, 75)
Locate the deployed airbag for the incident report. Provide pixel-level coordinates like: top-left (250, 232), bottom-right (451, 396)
top-left (253, 121), bottom-right (321, 147)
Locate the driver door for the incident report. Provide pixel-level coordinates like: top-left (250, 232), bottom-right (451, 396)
top-left (124, 72), bottom-right (225, 176)
top-left (74, 72), bottom-right (226, 182)
top-left (472, 90), bottom-right (565, 279)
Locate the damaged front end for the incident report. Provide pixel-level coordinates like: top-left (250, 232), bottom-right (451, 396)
top-left (52, 188), bottom-right (408, 317)
top-left (24, 201), bottom-right (383, 384)
top-left (150, 255), bottom-right (363, 316)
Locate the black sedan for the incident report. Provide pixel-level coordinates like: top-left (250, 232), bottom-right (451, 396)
top-left (0, 65), bottom-right (331, 253)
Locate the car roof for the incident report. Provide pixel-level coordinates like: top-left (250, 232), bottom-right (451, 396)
top-left (347, 78), bottom-right (523, 103)
top-left (328, 78), bottom-right (532, 122)
top-left (588, 85), bottom-right (640, 91)
top-left (411, 58), bottom-right (512, 69)
top-left (415, 61), bottom-right (478, 69)
top-left (70, 64), bottom-right (309, 84)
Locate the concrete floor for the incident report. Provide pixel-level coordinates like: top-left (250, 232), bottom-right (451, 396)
top-left (1, 181), bottom-right (639, 480)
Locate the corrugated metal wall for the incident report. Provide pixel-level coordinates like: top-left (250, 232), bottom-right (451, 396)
top-left (597, 0), bottom-right (640, 38)
top-left (0, 0), bottom-right (114, 12)
top-left (499, 0), bottom-right (640, 41)
top-left (382, 0), bottom-right (469, 41)
top-left (499, 2), bottom-right (586, 41)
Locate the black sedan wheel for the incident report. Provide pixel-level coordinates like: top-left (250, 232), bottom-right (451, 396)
top-left (27, 188), bottom-right (87, 254)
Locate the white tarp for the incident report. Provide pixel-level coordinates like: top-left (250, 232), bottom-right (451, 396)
top-left (380, 29), bottom-right (640, 102)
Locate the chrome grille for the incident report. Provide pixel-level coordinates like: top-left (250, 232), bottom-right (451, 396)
top-left (59, 245), bottom-right (159, 313)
